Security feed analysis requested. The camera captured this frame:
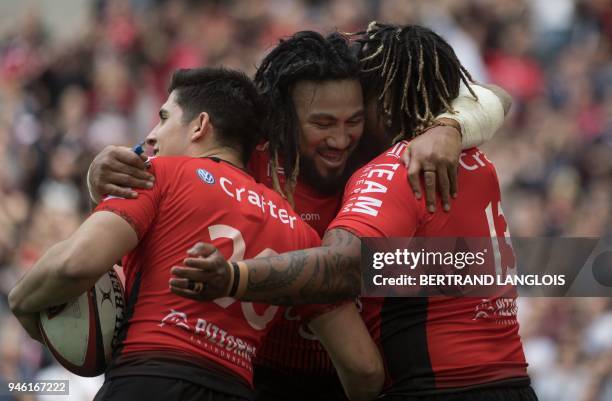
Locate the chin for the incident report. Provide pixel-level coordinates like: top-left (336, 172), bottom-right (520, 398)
top-left (317, 168), bottom-right (342, 180)
top-left (312, 168), bottom-right (347, 194)
top-left (315, 161), bottom-right (346, 179)
top-left (300, 155), bottom-right (351, 196)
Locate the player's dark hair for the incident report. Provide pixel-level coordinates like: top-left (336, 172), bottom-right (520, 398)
top-left (355, 22), bottom-right (476, 142)
top-left (168, 67), bottom-right (265, 164)
top-left (254, 30), bottom-right (360, 202)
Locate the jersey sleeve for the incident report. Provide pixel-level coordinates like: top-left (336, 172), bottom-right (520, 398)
top-left (327, 153), bottom-right (426, 238)
top-left (93, 158), bottom-right (164, 240)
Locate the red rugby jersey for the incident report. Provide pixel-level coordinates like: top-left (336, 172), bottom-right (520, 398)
top-left (328, 141), bottom-right (529, 395)
top-left (94, 156), bottom-right (320, 395)
top-left (248, 146), bottom-right (343, 376)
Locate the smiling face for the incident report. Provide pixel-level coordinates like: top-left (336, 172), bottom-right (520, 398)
top-left (292, 79), bottom-right (364, 190)
top-left (145, 90), bottom-right (192, 156)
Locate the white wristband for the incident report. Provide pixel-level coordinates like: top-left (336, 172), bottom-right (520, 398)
top-left (86, 165), bottom-right (100, 205)
top-left (438, 83), bottom-right (505, 149)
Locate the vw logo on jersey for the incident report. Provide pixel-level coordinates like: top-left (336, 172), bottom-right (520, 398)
top-left (196, 168), bottom-right (215, 184)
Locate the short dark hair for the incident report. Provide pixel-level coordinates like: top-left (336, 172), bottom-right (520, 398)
top-left (254, 31), bottom-right (360, 200)
top-left (355, 23), bottom-right (476, 142)
top-left (168, 67), bottom-right (264, 163)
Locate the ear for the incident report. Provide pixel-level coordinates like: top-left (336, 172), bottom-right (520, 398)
top-left (190, 112), bottom-right (210, 142)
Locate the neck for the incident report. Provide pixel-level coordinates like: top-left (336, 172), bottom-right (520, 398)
top-left (189, 145), bottom-right (244, 168)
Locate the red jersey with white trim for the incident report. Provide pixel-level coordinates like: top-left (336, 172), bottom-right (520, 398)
top-left (94, 156), bottom-right (320, 390)
top-left (247, 145), bottom-right (343, 376)
top-left (327, 141), bottom-right (529, 395)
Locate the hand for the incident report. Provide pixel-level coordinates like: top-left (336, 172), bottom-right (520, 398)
top-left (14, 313), bottom-right (44, 344)
top-left (169, 242), bottom-right (232, 301)
top-left (88, 145), bottom-right (155, 203)
top-left (402, 121), bottom-right (461, 212)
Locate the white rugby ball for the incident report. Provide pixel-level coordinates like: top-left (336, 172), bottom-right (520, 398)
top-left (39, 268), bottom-right (125, 377)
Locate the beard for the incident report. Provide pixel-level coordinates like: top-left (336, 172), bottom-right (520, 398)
top-left (298, 154), bottom-right (353, 196)
top-left (298, 131), bottom-right (390, 197)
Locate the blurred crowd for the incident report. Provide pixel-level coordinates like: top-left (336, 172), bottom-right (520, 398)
top-left (0, 0), bottom-right (611, 400)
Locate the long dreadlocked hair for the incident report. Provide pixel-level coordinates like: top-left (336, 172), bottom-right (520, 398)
top-left (355, 22), bottom-right (476, 143)
top-left (254, 31), bottom-right (360, 203)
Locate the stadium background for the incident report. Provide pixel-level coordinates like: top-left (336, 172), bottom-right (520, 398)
top-left (0, 0), bottom-right (610, 400)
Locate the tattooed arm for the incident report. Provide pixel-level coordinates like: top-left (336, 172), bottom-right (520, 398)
top-left (169, 228), bottom-right (362, 305)
top-left (247, 228), bottom-right (362, 304)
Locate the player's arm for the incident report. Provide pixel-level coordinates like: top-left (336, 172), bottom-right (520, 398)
top-left (170, 157), bottom-right (416, 305)
top-left (477, 83), bottom-right (512, 115)
top-left (309, 303), bottom-right (384, 401)
top-left (8, 212), bottom-right (138, 341)
top-left (87, 145), bottom-right (154, 203)
top-left (405, 83), bottom-right (510, 212)
top-left (169, 228), bottom-right (362, 305)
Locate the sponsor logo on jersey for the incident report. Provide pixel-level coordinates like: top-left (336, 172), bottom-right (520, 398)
top-left (473, 298), bottom-right (518, 325)
top-left (159, 309), bottom-right (190, 329)
top-left (197, 168), bottom-right (215, 184)
top-left (158, 309), bottom-right (258, 364)
top-left (219, 177), bottom-right (298, 229)
top-left (300, 213), bottom-right (320, 222)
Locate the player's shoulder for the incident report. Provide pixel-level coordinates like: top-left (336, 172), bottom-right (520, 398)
top-left (146, 157), bottom-right (237, 193)
top-left (459, 147), bottom-right (499, 177)
top-left (366, 141), bottom-right (407, 168)
top-left (347, 141), bottom-right (408, 188)
top-left (383, 141), bottom-right (409, 161)
top-left (146, 155), bottom-right (192, 172)
top-left (149, 155), bottom-right (229, 175)
top-left (460, 147), bottom-right (493, 164)
top-left (148, 155), bottom-right (215, 169)
top-left (355, 141), bottom-right (407, 176)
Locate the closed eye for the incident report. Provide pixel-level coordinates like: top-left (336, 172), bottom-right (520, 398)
top-left (312, 121), bottom-right (334, 129)
top-left (347, 118), bottom-right (364, 126)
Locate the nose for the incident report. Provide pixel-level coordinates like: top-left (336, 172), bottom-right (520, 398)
top-left (325, 127), bottom-right (352, 151)
top-left (144, 129), bottom-right (157, 148)
top-left (144, 131), bottom-right (158, 155)
top-left (145, 136), bottom-right (157, 147)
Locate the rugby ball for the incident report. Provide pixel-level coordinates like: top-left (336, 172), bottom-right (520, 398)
top-left (39, 268), bottom-right (125, 377)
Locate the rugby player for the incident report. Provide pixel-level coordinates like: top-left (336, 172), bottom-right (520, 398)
top-left (86, 31), bottom-right (510, 401)
top-left (8, 68), bottom-right (383, 401)
top-left (172, 24), bottom-right (537, 401)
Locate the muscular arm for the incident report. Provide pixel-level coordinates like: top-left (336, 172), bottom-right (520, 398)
top-left (170, 228), bottom-right (362, 305)
top-left (246, 228), bottom-right (361, 304)
top-left (8, 212), bottom-right (137, 339)
top-left (171, 234), bottom-right (380, 398)
top-left (309, 303), bottom-right (384, 401)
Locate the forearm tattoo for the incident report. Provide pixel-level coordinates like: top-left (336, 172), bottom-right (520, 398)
top-left (244, 229), bottom-right (361, 305)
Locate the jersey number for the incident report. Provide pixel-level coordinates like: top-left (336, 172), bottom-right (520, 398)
top-left (485, 202), bottom-right (516, 277)
top-left (208, 224), bottom-right (279, 331)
